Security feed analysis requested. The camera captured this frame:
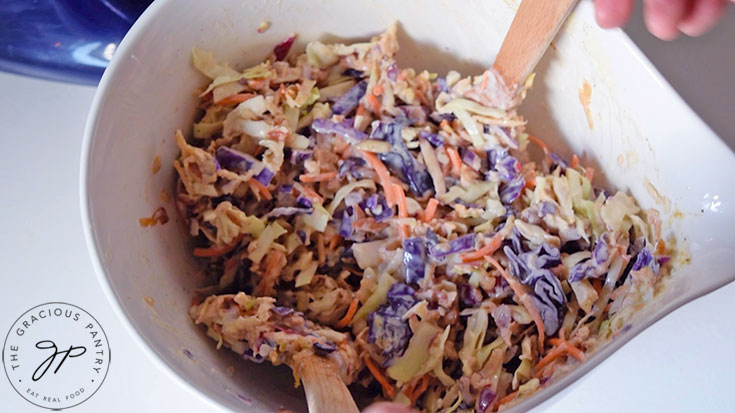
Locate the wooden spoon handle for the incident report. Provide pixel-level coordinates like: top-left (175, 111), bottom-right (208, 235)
top-left (297, 354), bottom-right (359, 413)
top-left (492, 0), bottom-right (579, 88)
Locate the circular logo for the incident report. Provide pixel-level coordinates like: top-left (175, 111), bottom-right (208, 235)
top-left (2, 302), bottom-right (110, 409)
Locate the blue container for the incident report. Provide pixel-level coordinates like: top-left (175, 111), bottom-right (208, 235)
top-left (0, 0), bottom-right (151, 84)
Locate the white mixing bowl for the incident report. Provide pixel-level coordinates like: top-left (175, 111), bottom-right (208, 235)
top-left (80, 0), bottom-right (735, 411)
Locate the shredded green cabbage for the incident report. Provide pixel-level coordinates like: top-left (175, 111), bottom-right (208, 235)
top-left (248, 222), bottom-right (287, 264)
top-left (303, 204), bottom-right (331, 232)
top-left (352, 272), bottom-right (396, 323)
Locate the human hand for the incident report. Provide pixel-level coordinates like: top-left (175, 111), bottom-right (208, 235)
top-left (595, 0), bottom-right (732, 40)
top-left (362, 402), bottom-right (418, 413)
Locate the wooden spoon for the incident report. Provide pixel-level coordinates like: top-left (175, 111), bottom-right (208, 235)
top-left (493, 0), bottom-right (579, 89)
top-left (297, 354), bottom-right (359, 413)
top-left (294, 3), bottom-right (579, 412)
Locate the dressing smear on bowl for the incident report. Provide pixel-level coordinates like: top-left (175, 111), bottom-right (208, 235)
top-left (172, 25), bottom-right (673, 412)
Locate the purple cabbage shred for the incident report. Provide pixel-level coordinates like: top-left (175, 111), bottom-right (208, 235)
top-left (403, 237), bottom-right (427, 284)
top-left (367, 283), bottom-right (416, 364)
top-left (273, 35), bottom-right (296, 61)
top-left (311, 118), bottom-right (368, 142)
top-left (332, 81), bottom-right (368, 115)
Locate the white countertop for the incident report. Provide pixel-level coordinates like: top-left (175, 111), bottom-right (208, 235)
top-left (2, 9), bottom-right (734, 411)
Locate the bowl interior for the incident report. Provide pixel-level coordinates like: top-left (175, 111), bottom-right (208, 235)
top-left (82, 0), bottom-right (735, 411)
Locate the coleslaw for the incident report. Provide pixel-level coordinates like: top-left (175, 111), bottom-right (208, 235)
top-left (176, 25), bottom-right (673, 412)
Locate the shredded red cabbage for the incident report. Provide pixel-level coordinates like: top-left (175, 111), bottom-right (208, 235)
top-left (273, 34), bottom-right (296, 61)
top-left (403, 237), bottom-right (427, 284)
top-left (332, 81), bottom-right (367, 115)
top-left (367, 283), bottom-right (416, 364)
top-left (312, 118), bottom-right (368, 142)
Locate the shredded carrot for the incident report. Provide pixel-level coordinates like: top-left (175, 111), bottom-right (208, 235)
top-left (405, 374), bottom-right (430, 404)
top-left (352, 217), bottom-right (389, 232)
top-left (353, 203), bottom-right (366, 219)
top-left (439, 119), bottom-right (453, 134)
top-left (356, 104), bottom-right (366, 117)
top-left (335, 297), bottom-right (359, 329)
top-left (249, 178), bottom-right (272, 200)
top-left (328, 233), bottom-right (341, 251)
top-left (366, 94), bottom-right (381, 113)
top-left (317, 233), bottom-right (326, 265)
top-left (394, 184), bottom-right (408, 219)
top-left (446, 147), bottom-right (462, 176)
top-left (525, 169), bottom-right (537, 189)
top-left (422, 198), bottom-right (439, 223)
top-left (481, 72), bottom-right (489, 90)
top-left (247, 79), bottom-right (268, 89)
top-left (393, 183), bottom-right (411, 237)
top-left (301, 185), bottom-right (324, 203)
top-left (216, 93), bottom-right (255, 106)
top-left (257, 250), bottom-right (286, 295)
top-left (548, 338), bottom-right (586, 362)
top-left (498, 391), bottom-right (518, 406)
top-left (584, 167), bottom-right (595, 182)
top-left (461, 234), bottom-right (502, 263)
top-left (528, 135), bottom-right (551, 164)
top-left (486, 256), bottom-right (546, 349)
top-left (363, 356), bottom-right (394, 399)
top-left (656, 239), bottom-right (667, 255)
top-left (592, 278), bottom-right (603, 294)
top-left (372, 82), bottom-right (384, 96)
top-left (193, 236), bottom-right (242, 257)
top-left (299, 171), bottom-right (338, 183)
top-left (361, 150), bottom-right (396, 207)
top-left (570, 154), bottom-right (580, 169)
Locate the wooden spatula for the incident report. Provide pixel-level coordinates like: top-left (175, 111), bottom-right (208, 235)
top-left (297, 354), bottom-right (359, 413)
top-left (493, 0), bottom-right (579, 90)
top-left (295, 3), bottom-right (579, 413)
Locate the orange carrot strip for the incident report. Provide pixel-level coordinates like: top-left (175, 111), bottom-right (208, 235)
top-left (335, 297), bottom-right (359, 329)
top-left (548, 338), bottom-right (586, 362)
top-left (447, 147), bottom-right (462, 176)
top-left (299, 171), bottom-right (338, 183)
top-left (257, 250), bottom-right (286, 295)
top-left (364, 356), bottom-right (395, 399)
top-left (570, 154), bottom-right (580, 169)
top-left (216, 93), bottom-right (255, 106)
top-left (193, 236), bottom-right (243, 258)
top-left (249, 179), bottom-right (272, 200)
top-left (422, 198), bottom-right (439, 223)
top-left (301, 185), bottom-right (324, 203)
top-left (328, 233), bottom-right (341, 251)
top-left (498, 391), bottom-right (518, 406)
top-left (528, 135), bottom-right (551, 164)
top-left (536, 345), bottom-right (567, 371)
top-left (393, 183), bottom-right (411, 237)
top-left (486, 256), bottom-right (546, 349)
top-left (247, 79), bottom-right (268, 89)
top-left (394, 184), bottom-right (408, 219)
top-left (461, 235), bottom-right (502, 263)
top-left (372, 82), bottom-right (384, 96)
top-left (405, 374), bottom-right (430, 405)
top-left (592, 278), bottom-right (603, 294)
top-left (366, 94), bottom-right (381, 113)
top-left (525, 169), bottom-right (537, 189)
top-left (356, 104), bottom-right (366, 117)
top-left (361, 150), bottom-right (396, 207)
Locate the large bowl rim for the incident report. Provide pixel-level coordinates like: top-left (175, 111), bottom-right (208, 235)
top-left (79, 0), bottom-right (733, 411)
